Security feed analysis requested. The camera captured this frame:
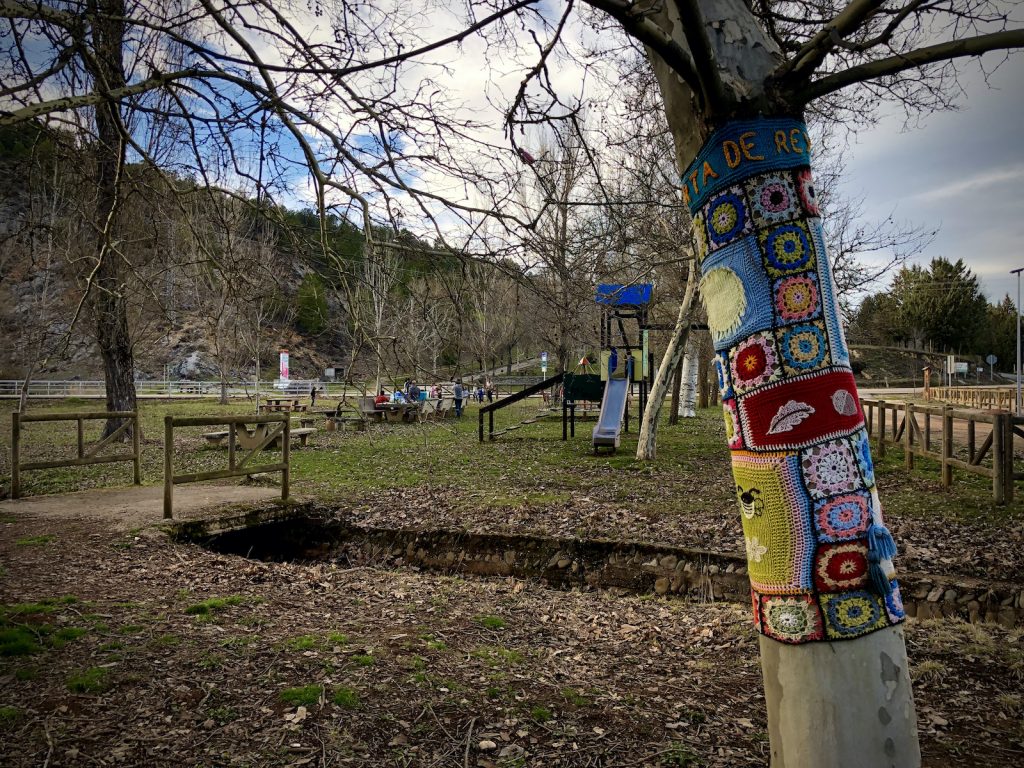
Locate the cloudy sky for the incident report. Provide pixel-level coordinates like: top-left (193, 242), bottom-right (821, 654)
top-left (840, 51), bottom-right (1024, 304)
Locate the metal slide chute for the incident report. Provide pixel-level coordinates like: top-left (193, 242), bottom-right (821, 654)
top-left (592, 374), bottom-right (630, 452)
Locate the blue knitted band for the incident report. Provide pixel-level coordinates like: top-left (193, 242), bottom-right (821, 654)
top-left (682, 118), bottom-right (813, 213)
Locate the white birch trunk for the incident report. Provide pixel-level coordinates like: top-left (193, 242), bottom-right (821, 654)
top-left (677, 333), bottom-right (699, 418)
top-left (636, 269), bottom-right (697, 460)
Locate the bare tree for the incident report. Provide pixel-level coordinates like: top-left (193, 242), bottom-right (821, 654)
top-left (4, 1), bottom-right (1023, 763)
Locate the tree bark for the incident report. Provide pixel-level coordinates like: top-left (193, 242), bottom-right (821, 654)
top-left (677, 332), bottom-right (699, 418)
top-left (668, 354), bottom-right (683, 426)
top-left (89, 0), bottom-right (137, 438)
top-left (636, 268), bottom-right (697, 460)
top-left (642, 3), bottom-right (919, 764)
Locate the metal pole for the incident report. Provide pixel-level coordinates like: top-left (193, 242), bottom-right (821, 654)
top-left (1015, 267), bottom-right (1023, 416)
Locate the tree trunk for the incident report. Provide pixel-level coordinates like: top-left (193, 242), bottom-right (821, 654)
top-left (668, 355), bottom-right (683, 426)
top-left (644, 3), bottom-right (919, 759)
top-left (677, 332), bottom-right (699, 418)
top-left (668, 115), bottom-right (919, 766)
top-left (697, 347), bottom-right (710, 409)
top-left (636, 269), bottom-right (697, 460)
top-left (90, 0), bottom-right (137, 438)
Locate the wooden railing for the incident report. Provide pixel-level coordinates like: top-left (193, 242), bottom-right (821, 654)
top-left (11, 411), bottom-right (140, 499)
top-left (862, 398), bottom-right (1021, 503)
top-left (927, 386), bottom-right (1015, 410)
top-left (163, 414), bottom-right (290, 519)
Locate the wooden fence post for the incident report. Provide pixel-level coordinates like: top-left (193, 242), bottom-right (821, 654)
top-left (992, 414), bottom-right (1005, 505)
top-left (877, 400), bottom-right (886, 458)
top-left (904, 402), bottom-right (914, 470)
top-left (282, 417), bottom-right (290, 502)
top-left (163, 416), bottom-right (174, 519)
top-left (941, 406), bottom-right (952, 487)
top-left (1003, 412), bottom-right (1014, 503)
top-left (11, 412), bottom-right (21, 500)
top-left (132, 413), bottom-right (141, 486)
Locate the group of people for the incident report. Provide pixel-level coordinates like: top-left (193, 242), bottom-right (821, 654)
top-left (373, 379), bottom-right (448, 408)
top-left (367, 378), bottom-right (499, 419)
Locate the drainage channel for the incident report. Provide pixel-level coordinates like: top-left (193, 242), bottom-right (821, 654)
top-left (170, 505), bottom-right (1024, 628)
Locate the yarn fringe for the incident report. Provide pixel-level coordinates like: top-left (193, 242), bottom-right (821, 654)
top-left (868, 523), bottom-right (898, 561)
top-left (867, 549), bottom-right (893, 596)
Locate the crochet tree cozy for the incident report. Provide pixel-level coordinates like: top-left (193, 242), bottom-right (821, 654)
top-left (686, 118), bottom-right (903, 645)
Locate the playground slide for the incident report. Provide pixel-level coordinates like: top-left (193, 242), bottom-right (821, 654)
top-left (592, 377), bottom-right (629, 450)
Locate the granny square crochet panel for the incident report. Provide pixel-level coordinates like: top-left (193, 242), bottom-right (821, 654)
top-left (685, 118), bottom-right (904, 645)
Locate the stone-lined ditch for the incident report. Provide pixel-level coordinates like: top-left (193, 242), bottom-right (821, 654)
top-left (171, 504), bottom-right (1024, 629)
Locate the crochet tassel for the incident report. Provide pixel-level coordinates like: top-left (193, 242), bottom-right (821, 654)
top-left (868, 523), bottom-right (898, 561)
top-left (867, 550), bottom-right (893, 596)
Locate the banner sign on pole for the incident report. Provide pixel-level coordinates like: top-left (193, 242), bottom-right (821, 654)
top-left (540, 351), bottom-right (548, 375)
top-left (280, 349), bottom-right (290, 383)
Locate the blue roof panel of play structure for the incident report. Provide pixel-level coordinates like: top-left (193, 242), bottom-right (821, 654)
top-left (596, 283), bottom-right (653, 306)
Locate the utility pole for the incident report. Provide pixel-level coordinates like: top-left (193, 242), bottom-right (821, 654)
top-left (1013, 268), bottom-right (1023, 416)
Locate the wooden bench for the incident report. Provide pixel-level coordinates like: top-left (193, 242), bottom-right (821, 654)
top-left (202, 426), bottom-right (316, 448)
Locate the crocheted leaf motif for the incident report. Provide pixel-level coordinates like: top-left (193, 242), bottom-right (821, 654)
top-left (766, 400), bottom-right (815, 434)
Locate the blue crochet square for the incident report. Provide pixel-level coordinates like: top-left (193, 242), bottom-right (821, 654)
top-left (807, 218), bottom-right (850, 367)
top-left (703, 186), bottom-right (753, 252)
top-left (701, 237), bottom-right (774, 352)
top-left (715, 351), bottom-right (734, 400)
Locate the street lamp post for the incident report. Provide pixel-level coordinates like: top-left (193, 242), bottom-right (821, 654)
top-left (1014, 268), bottom-right (1023, 416)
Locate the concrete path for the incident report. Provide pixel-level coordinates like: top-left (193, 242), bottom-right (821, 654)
top-left (0, 484), bottom-right (282, 531)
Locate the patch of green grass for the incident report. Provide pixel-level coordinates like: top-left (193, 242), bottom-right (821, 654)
top-left (486, 686), bottom-right (504, 699)
top-left (279, 684), bottom-right (322, 707)
top-left (0, 627), bottom-right (42, 656)
top-left (0, 706), bottom-right (21, 727)
top-left (331, 686), bottom-right (360, 709)
top-left (327, 632), bottom-right (350, 646)
top-left (2, 596), bottom-right (77, 616)
top-left (185, 595), bottom-right (247, 615)
top-left (283, 634), bottom-right (318, 651)
top-left (0, 513), bottom-right (18, 523)
top-left (51, 626), bottom-right (87, 649)
top-left (472, 645), bottom-right (524, 666)
top-left (15, 534), bottom-right (55, 546)
top-left (351, 654), bottom-right (375, 666)
top-left (560, 687), bottom-right (589, 707)
top-left (14, 666), bottom-right (38, 681)
top-left (660, 743), bottom-right (702, 767)
top-left (198, 653), bottom-right (225, 670)
top-left (152, 634), bottom-right (181, 647)
top-left (425, 638), bottom-right (447, 651)
top-left (475, 615), bottom-right (507, 630)
top-left (99, 641), bottom-right (125, 652)
top-left (530, 705), bottom-right (553, 723)
top-left (67, 667), bottom-right (110, 694)
top-left (118, 625), bottom-right (145, 634)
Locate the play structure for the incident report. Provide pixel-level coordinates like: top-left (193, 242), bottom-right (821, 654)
top-left (478, 283), bottom-right (654, 453)
top-left (590, 284), bottom-right (652, 452)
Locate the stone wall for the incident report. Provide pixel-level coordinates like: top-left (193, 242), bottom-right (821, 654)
top-left (177, 507), bottom-right (1024, 629)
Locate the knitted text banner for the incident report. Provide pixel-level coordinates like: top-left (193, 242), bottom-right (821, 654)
top-left (687, 117), bottom-right (905, 644)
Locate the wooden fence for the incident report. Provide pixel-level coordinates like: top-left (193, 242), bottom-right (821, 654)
top-left (11, 411), bottom-right (140, 499)
top-left (927, 386), bottom-right (1015, 410)
top-left (861, 398), bottom-right (1022, 503)
top-left (163, 414), bottom-right (290, 519)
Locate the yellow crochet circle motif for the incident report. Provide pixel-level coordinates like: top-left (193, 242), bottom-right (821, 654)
top-left (701, 266), bottom-right (745, 342)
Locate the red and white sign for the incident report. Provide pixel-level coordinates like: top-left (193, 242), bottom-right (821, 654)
top-left (279, 349), bottom-right (289, 382)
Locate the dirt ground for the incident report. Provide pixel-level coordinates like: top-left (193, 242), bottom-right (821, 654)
top-left (2, 494), bottom-right (1023, 767)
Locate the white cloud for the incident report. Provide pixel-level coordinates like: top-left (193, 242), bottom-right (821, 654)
top-left (912, 164), bottom-right (1024, 202)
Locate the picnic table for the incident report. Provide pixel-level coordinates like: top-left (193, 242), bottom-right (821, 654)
top-left (202, 424), bottom-right (316, 448)
top-left (258, 398), bottom-right (308, 414)
top-left (379, 402), bottom-right (421, 423)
